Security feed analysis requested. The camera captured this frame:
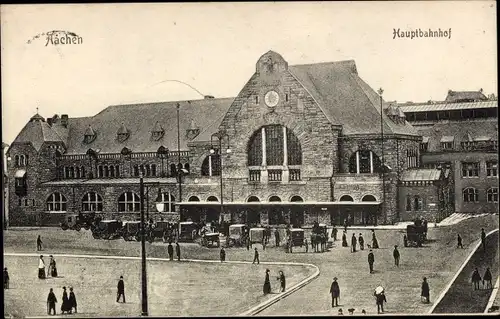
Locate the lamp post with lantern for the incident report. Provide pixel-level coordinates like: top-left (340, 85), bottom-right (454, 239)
top-left (210, 130), bottom-right (231, 226)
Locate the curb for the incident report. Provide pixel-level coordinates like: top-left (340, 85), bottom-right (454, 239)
top-left (428, 228), bottom-right (499, 314)
top-left (484, 276), bottom-right (500, 313)
top-left (4, 253), bottom-right (320, 317)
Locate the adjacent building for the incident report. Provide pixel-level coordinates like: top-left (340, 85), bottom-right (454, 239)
top-left (6, 51), bottom-right (453, 227)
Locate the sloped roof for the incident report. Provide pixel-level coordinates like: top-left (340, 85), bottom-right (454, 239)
top-left (445, 90), bottom-right (488, 102)
top-left (10, 114), bottom-right (63, 152)
top-left (401, 169), bottom-right (441, 181)
top-left (416, 119), bottom-right (498, 152)
top-left (64, 98), bottom-right (234, 155)
top-left (288, 62), bottom-right (419, 136)
top-left (399, 100), bottom-right (497, 112)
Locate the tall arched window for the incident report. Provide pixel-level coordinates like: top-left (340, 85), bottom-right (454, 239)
top-left (339, 195), bottom-right (354, 202)
top-left (247, 196), bottom-right (260, 202)
top-left (487, 188), bottom-right (498, 203)
top-left (46, 193), bottom-right (67, 211)
top-left (81, 166), bottom-right (86, 178)
top-left (349, 150), bottom-right (381, 174)
top-left (247, 125), bottom-right (302, 180)
top-left (118, 192), bottom-right (141, 212)
top-left (463, 188), bottom-right (478, 202)
top-left (170, 164), bottom-right (177, 177)
top-left (158, 192), bottom-right (176, 212)
top-left (201, 155), bottom-right (220, 176)
top-left (414, 195), bottom-right (424, 211)
top-left (115, 165), bottom-right (119, 177)
top-left (151, 164), bottom-right (157, 176)
top-left (104, 166), bottom-right (109, 177)
top-left (98, 165), bottom-right (104, 178)
top-left (82, 192), bottom-right (103, 211)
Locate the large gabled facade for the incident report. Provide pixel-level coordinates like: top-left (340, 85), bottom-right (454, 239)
top-left (6, 51), bottom-right (452, 227)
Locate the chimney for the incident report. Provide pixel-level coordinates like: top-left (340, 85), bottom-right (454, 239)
top-left (61, 114), bottom-right (69, 127)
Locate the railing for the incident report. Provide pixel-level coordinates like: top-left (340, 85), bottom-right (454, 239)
top-left (268, 169), bottom-right (282, 182)
top-left (249, 170), bottom-right (261, 182)
top-left (421, 141), bottom-right (498, 153)
top-left (289, 169), bottom-right (301, 181)
top-left (61, 150), bottom-right (190, 160)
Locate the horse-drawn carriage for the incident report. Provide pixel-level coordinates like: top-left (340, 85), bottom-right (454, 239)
top-left (178, 221), bottom-right (199, 242)
top-left (60, 212), bottom-right (95, 231)
top-left (249, 227), bottom-right (266, 247)
top-left (405, 223), bottom-right (426, 247)
top-left (151, 221), bottom-right (173, 242)
top-left (226, 224), bottom-right (248, 247)
top-left (91, 219), bottom-right (123, 240)
top-left (310, 223), bottom-right (329, 252)
top-left (121, 221), bottom-right (142, 241)
top-left (200, 225), bottom-right (221, 248)
top-left (290, 228), bottom-right (305, 247)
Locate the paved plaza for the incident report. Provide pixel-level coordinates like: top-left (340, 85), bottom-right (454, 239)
top-left (3, 214), bottom-right (499, 316)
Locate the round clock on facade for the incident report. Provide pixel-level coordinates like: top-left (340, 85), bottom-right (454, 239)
top-left (264, 90), bottom-right (280, 107)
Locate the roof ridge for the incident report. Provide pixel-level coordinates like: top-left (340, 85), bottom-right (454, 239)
top-left (290, 59), bottom-right (355, 68)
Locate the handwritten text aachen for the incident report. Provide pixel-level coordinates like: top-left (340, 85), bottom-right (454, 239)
top-left (393, 28), bottom-right (452, 40)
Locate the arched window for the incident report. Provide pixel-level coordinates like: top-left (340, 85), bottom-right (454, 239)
top-left (81, 166), bottom-right (86, 179)
top-left (247, 196), bottom-right (260, 202)
top-left (201, 155), bottom-right (220, 176)
top-left (188, 196), bottom-right (200, 202)
top-left (207, 196), bottom-right (219, 202)
top-left (151, 164), bottom-right (157, 177)
top-left (104, 166), bottom-right (109, 177)
top-left (75, 167), bottom-right (81, 179)
top-left (405, 195), bottom-right (412, 211)
top-left (414, 195), bottom-right (424, 211)
top-left (115, 165), bottom-right (120, 177)
top-left (348, 150), bottom-right (381, 174)
top-left (118, 192), bottom-right (141, 212)
top-left (98, 165), bottom-right (104, 178)
top-left (158, 192), bottom-right (176, 212)
top-left (46, 192), bottom-right (67, 211)
top-left (19, 155), bottom-right (25, 166)
top-left (339, 195), bottom-right (354, 202)
top-left (362, 195), bottom-right (377, 202)
top-left (82, 192), bottom-right (103, 211)
top-left (145, 164), bottom-right (151, 177)
top-left (290, 195), bottom-right (304, 202)
top-left (269, 196), bottom-right (281, 202)
top-left (109, 165), bottom-right (115, 177)
top-left (487, 188), bottom-right (498, 203)
top-left (170, 164), bottom-right (177, 177)
top-left (463, 188), bottom-right (478, 203)
top-left (15, 155), bottom-right (20, 167)
top-left (133, 165), bottom-right (139, 177)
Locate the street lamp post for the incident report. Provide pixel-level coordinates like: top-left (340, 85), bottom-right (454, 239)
top-left (176, 103), bottom-right (183, 203)
top-left (210, 130), bottom-right (231, 225)
top-left (139, 172), bottom-right (148, 316)
top-left (378, 87), bottom-right (386, 226)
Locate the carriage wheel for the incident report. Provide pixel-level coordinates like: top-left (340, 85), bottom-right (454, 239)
top-left (84, 225), bottom-right (90, 230)
top-left (61, 224), bottom-right (69, 231)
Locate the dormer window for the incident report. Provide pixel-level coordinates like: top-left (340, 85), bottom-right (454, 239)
top-left (386, 105), bottom-right (399, 123)
top-left (83, 125), bottom-right (97, 144)
top-left (186, 120), bottom-right (200, 140)
top-left (15, 154), bottom-right (28, 167)
top-left (151, 121), bottom-right (165, 141)
top-left (117, 123), bottom-right (130, 142)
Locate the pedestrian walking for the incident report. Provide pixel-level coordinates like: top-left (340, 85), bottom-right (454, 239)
top-left (342, 231), bottom-right (348, 247)
top-left (374, 287), bottom-right (387, 314)
top-left (421, 277), bottom-right (430, 303)
top-left (277, 270), bottom-right (286, 292)
top-left (69, 287), bottom-right (77, 313)
top-left (48, 255), bottom-right (58, 277)
top-left (330, 277), bottom-right (340, 307)
top-left (253, 247), bottom-right (260, 264)
top-left (351, 233), bottom-right (357, 252)
top-left (117, 276), bottom-right (126, 303)
top-left (61, 286), bottom-right (71, 314)
top-left (481, 228), bottom-right (486, 252)
top-left (359, 233), bottom-right (364, 250)
top-left (304, 238), bottom-right (309, 253)
top-left (457, 234), bottom-right (464, 248)
top-left (47, 288), bottom-right (57, 315)
top-left (38, 255), bottom-right (46, 279)
top-left (393, 245), bottom-right (400, 267)
top-left (483, 268), bottom-right (493, 289)
top-left (344, 219), bottom-right (348, 233)
top-left (3, 267), bottom-right (9, 289)
top-left (167, 242), bottom-right (174, 261)
top-left (263, 269), bottom-right (271, 295)
top-left (471, 268), bottom-right (482, 290)
top-left (368, 250), bottom-right (375, 274)
top-left (371, 230), bottom-right (379, 249)
top-left (175, 242), bottom-right (181, 261)
top-left (275, 228), bottom-right (280, 247)
top-left (37, 235), bottom-right (43, 251)
top-left (332, 227), bottom-right (338, 241)
top-left (220, 247), bottom-right (226, 262)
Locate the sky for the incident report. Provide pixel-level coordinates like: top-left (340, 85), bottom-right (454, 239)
top-left (1, 1), bottom-right (497, 145)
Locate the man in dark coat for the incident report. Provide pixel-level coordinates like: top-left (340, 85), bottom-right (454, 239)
top-left (351, 233), bottom-right (357, 253)
top-left (69, 287), bottom-right (77, 313)
top-left (37, 235), bottom-right (43, 251)
top-left (471, 268), bottom-right (482, 290)
top-left (275, 228), bottom-right (280, 247)
top-left (253, 247), bottom-right (260, 264)
top-left (61, 286), bottom-right (71, 314)
top-left (332, 227), bottom-right (338, 241)
top-left (483, 268), bottom-right (493, 289)
top-left (167, 242), bottom-right (174, 261)
top-left (393, 245), bottom-right (400, 267)
top-left (175, 242), bottom-right (181, 261)
top-left (358, 233), bottom-right (364, 250)
top-left (374, 291), bottom-right (387, 314)
top-left (3, 267), bottom-right (9, 289)
top-left (220, 247), bottom-right (226, 262)
top-left (117, 276), bottom-right (126, 303)
top-left (263, 269), bottom-right (271, 295)
top-left (330, 277), bottom-right (340, 307)
top-left (457, 234), bottom-right (464, 248)
top-left (481, 228), bottom-right (486, 251)
top-left (421, 277), bottom-right (430, 303)
top-left (47, 288), bottom-right (57, 315)
top-left (342, 231), bottom-right (348, 247)
top-left (368, 250), bottom-right (375, 274)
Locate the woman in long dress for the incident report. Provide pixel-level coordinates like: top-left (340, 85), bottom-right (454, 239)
top-left (371, 230), bottom-right (379, 249)
top-left (49, 255), bottom-right (58, 277)
top-left (342, 231), bottom-right (348, 247)
top-left (38, 255), bottom-right (46, 279)
top-left (61, 286), bottom-right (72, 314)
top-left (277, 271), bottom-right (286, 292)
top-left (263, 269), bottom-right (271, 295)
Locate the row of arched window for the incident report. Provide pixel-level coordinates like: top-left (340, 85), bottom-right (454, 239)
top-left (63, 166), bottom-right (87, 179)
top-left (185, 195), bottom-right (305, 202)
top-left (14, 154), bottom-right (28, 167)
top-left (463, 187), bottom-right (498, 203)
top-left (98, 165), bottom-right (120, 178)
top-left (406, 195), bottom-right (425, 211)
top-left (45, 191), bottom-right (177, 212)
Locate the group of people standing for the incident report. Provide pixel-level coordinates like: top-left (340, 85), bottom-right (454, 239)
top-left (471, 267), bottom-right (493, 290)
top-left (263, 269), bottom-right (286, 295)
top-left (46, 286), bottom-right (77, 315)
top-left (342, 230), bottom-right (379, 252)
top-left (167, 241), bottom-right (181, 261)
top-left (38, 255), bottom-right (58, 279)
